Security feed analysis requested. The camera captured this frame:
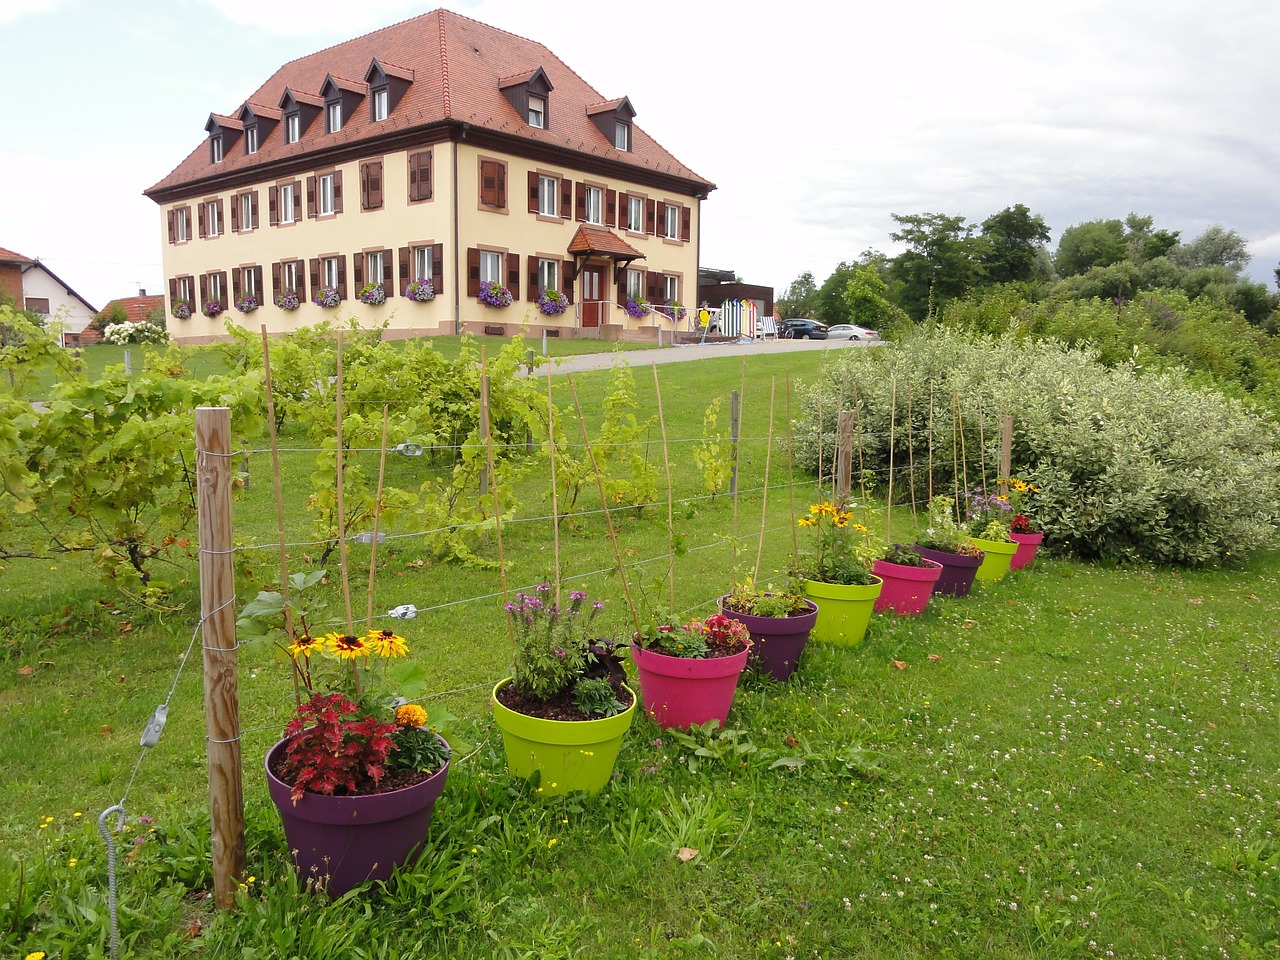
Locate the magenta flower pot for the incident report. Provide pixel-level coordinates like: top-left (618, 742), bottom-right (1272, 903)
top-left (265, 736), bottom-right (449, 896)
top-left (718, 598), bottom-right (818, 681)
top-left (630, 642), bottom-right (750, 729)
top-left (1009, 530), bottom-right (1044, 570)
top-left (913, 545), bottom-right (984, 598)
top-left (871, 558), bottom-right (943, 615)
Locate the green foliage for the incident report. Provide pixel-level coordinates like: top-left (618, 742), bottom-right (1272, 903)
top-left (979, 203), bottom-right (1051, 285)
top-left (721, 572), bottom-right (811, 615)
top-left (776, 270), bottom-right (817, 320)
top-left (571, 676), bottom-right (625, 717)
top-left (1054, 218), bottom-right (1128, 276)
top-left (889, 212), bottom-right (987, 319)
top-left (843, 263), bottom-right (911, 336)
top-left (690, 395), bottom-right (731, 497)
top-left (507, 586), bottom-right (604, 701)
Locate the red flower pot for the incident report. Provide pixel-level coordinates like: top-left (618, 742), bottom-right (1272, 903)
top-left (1009, 530), bottom-right (1044, 570)
top-left (630, 643), bottom-right (749, 729)
top-left (871, 558), bottom-right (943, 615)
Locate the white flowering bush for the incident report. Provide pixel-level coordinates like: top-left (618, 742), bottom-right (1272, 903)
top-left (794, 328), bottom-right (1280, 565)
top-left (101, 321), bottom-right (169, 346)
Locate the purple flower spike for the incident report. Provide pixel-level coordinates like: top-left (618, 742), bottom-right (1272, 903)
top-left (570, 590), bottom-right (587, 601)
top-left (592, 601), bottom-right (605, 610)
top-left (536, 583), bottom-right (552, 593)
top-left (554, 647), bottom-right (566, 658)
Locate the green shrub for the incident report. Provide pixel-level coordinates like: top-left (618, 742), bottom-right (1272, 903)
top-left (794, 328), bottom-right (1280, 565)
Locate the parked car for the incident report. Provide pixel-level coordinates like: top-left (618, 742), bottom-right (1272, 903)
top-left (779, 318), bottom-right (828, 340)
top-left (826, 324), bottom-right (880, 341)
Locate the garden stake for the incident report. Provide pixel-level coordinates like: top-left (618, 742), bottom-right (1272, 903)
top-left (365, 405), bottom-right (390, 632)
top-left (907, 382), bottom-right (918, 529)
top-left (951, 390), bottom-right (962, 526)
top-left (928, 381), bottom-right (935, 505)
top-left (652, 364), bottom-right (677, 613)
top-left (260, 326), bottom-right (300, 705)
top-left (483, 349), bottom-right (514, 643)
top-left (817, 350), bottom-right (825, 493)
top-left (957, 390), bottom-right (969, 511)
top-left (546, 370), bottom-right (561, 610)
top-left (568, 374), bottom-right (639, 632)
top-left (886, 376), bottom-right (897, 543)
top-left (333, 333), bottom-right (358, 692)
top-left (978, 395), bottom-right (988, 495)
top-left (754, 376), bottom-right (776, 583)
top-left (731, 356), bottom-right (746, 565)
top-left (786, 372), bottom-right (798, 560)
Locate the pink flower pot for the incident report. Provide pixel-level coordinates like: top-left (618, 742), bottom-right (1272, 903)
top-left (871, 558), bottom-right (943, 615)
top-left (630, 643), bottom-right (750, 730)
top-left (1009, 530), bottom-right (1044, 570)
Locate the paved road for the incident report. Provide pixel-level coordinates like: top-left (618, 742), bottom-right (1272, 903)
top-left (534, 337), bottom-right (879, 376)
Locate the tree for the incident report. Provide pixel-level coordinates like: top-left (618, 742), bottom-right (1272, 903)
top-left (888, 213), bottom-right (985, 319)
top-left (1122, 213), bottom-right (1180, 263)
top-left (980, 204), bottom-right (1050, 284)
top-left (1172, 225), bottom-right (1251, 272)
top-left (813, 262), bottom-right (859, 326)
top-left (843, 264), bottom-right (909, 334)
top-left (776, 271), bottom-right (817, 320)
top-left (1055, 220), bottom-right (1127, 277)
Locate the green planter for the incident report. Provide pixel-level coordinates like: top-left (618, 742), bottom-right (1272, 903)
top-left (491, 678), bottom-right (635, 796)
top-left (802, 577), bottom-right (883, 646)
top-left (969, 537), bottom-right (1018, 581)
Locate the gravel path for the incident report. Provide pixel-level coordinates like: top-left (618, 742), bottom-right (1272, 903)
top-left (535, 337), bottom-right (879, 376)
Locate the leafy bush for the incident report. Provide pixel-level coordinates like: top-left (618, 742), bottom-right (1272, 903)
top-left (793, 328), bottom-right (1280, 565)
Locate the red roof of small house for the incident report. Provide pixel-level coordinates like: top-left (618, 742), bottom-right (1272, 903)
top-left (145, 9), bottom-right (713, 201)
top-left (99, 294), bottom-right (166, 324)
top-left (0, 246), bottom-right (34, 265)
top-left (567, 225), bottom-right (644, 260)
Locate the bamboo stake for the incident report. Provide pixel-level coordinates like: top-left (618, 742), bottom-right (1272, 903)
top-left (568, 374), bottom-right (638, 630)
top-left (928, 381), bottom-right (935, 505)
top-left (957, 390), bottom-right (969, 506)
top-left (854, 385), bottom-right (867, 508)
top-left (546, 370), bottom-right (562, 610)
top-left (951, 390), bottom-right (961, 522)
top-left (482, 347), bottom-right (514, 643)
top-left (906, 382), bottom-right (918, 529)
top-left (977, 395), bottom-right (988, 494)
top-left (754, 377), bottom-right (776, 583)
top-left (365, 405), bottom-right (390, 631)
top-left (334, 331), bottom-right (354, 637)
top-left (785, 372), bottom-right (798, 560)
top-left (999, 414), bottom-right (1013, 496)
top-left (886, 376), bottom-right (897, 542)
top-left (652, 364), bottom-right (676, 612)
top-left (817, 350), bottom-right (825, 493)
top-left (731, 357), bottom-right (746, 563)
top-left (259, 326), bottom-right (300, 706)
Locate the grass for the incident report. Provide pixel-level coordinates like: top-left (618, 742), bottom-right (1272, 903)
top-left (2, 346), bottom-right (1278, 958)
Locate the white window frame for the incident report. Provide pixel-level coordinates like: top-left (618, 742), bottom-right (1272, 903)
top-left (626, 269), bottom-right (643, 300)
top-left (585, 185), bottom-right (603, 225)
top-left (283, 261), bottom-right (299, 293)
top-left (614, 122), bottom-right (630, 151)
top-left (528, 95), bottom-right (546, 129)
top-left (366, 251), bottom-right (385, 286)
top-left (209, 272), bottom-right (223, 304)
top-left (240, 193), bottom-right (254, 232)
top-left (207, 200), bottom-right (221, 237)
top-left (538, 258), bottom-right (559, 293)
top-left (479, 251), bottom-right (503, 284)
top-left (627, 196), bottom-right (643, 233)
top-left (665, 204), bottom-right (680, 240)
top-left (327, 100), bottom-right (342, 134)
top-left (175, 207), bottom-right (189, 242)
top-left (285, 113), bottom-right (300, 144)
top-left (177, 276), bottom-right (192, 303)
top-left (280, 183), bottom-right (296, 224)
top-left (242, 267), bottom-right (257, 299)
top-left (211, 135), bottom-right (223, 162)
top-left (323, 257), bottom-right (340, 290)
top-left (665, 275), bottom-right (679, 302)
top-left (319, 174), bottom-right (335, 216)
top-left (245, 125), bottom-right (258, 154)
top-left (414, 246), bottom-right (430, 280)
top-left (372, 87), bottom-right (389, 122)
top-left (539, 175), bottom-right (558, 217)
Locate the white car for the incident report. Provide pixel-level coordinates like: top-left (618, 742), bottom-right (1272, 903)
top-left (826, 324), bottom-right (880, 341)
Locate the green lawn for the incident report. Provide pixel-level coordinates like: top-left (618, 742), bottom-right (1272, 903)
top-left (2, 349), bottom-right (1277, 958)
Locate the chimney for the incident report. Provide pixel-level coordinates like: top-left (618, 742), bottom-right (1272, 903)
top-left (138, 288), bottom-right (146, 297)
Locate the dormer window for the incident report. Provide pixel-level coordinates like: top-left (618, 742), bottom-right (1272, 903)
top-left (529, 95), bottom-right (546, 129)
top-left (211, 135), bottom-right (223, 163)
top-left (285, 112), bottom-right (300, 144)
top-left (587, 96), bottom-right (637, 154)
top-left (499, 66), bottom-right (554, 132)
top-left (614, 121), bottom-right (630, 151)
top-left (327, 100), bottom-right (342, 134)
top-left (245, 125), bottom-right (259, 155)
top-left (372, 87), bottom-right (389, 122)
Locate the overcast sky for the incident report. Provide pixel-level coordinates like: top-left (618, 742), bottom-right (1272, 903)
top-left (3, 0), bottom-right (1278, 311)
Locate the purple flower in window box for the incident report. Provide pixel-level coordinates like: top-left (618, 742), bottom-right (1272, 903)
top-left (235, 294), bottom-right (258, 314)
top-left (625, 297), bottom-right (650, 320)
top-left (477, 280), bottom-right (513, 308)
top-left (537, 287), bottom-right (569, 316)
top-left (202, 301), bottom-right (224, 319)
top-left (314, 285), bottom-right (341, 308)
top-left (275, 290), bottom-right (300, 311)
top-left (357, 282), bottom-right (386, 305)
top-left (172, 300), bottom-right (192, 320)
top-left (405, 277), bottom-right (435, 302)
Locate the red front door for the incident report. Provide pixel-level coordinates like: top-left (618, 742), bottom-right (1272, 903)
top-left (580, 265), bottom-right (604, 327)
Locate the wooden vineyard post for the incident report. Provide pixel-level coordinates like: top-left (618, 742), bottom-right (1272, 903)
top-left (836, 410), bottom-right (855, 501)
top-left (195, 406), bottom-right (245, 909)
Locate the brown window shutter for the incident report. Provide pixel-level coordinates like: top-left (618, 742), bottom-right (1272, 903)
top-left (217, 200), bottom-right (224, 233)
top-left (168, 277), bottom-right (177, 306)
top-left (198, 203), bottom-right (207, 238)
top-left (575, 181), bottom-right (586, 222)
top-left (337, 257), bottom-right (347, 299)
top-left (560, 177), bottom-right (572, 218)
top-left (655, 201), bottom-right (667, 235)
top-left (617, 193), bottom-right (628, 227)
top-left (528, 171), bottom-right (540, 214)
top-left (310, 258), bottom-right (320, 295)
top-left (306, 176), bottom-right (317, 218)
top-left (254, 265), bottom-right (263, 300)
top-left (408, 154), bottom-right (419, 201)
top-left (167, 210), bottom-right (176, 244)
top-left (616, 272), bottom-right (627, 306)
top-left (231, 195), bottom-right (241, 233)
top-left (681, 205), bottom-right (691, 242)
top-left (269, 186), bottom-right (279, 225)
top-left (496, 163), bottom-right (506, 208)
top-left (399, 246), bottom-right (410, 289)
top-left (333, 171), bottom-right (343, 214)
top-left (353, 253), bottom-right (364, 289)
top-left (466, 247), bottom-right (481, 297)
top-left (479, 161), bottom-right (495, 206)
top-left (218, 271), bottom-right (229, 309)
top-left (409, 151), bottom-right (433, 201)
top-left (371, 162), bottom-right (382, 209)
top-left (381, 250), bottom-right (394, 296)
top-left (432, 243), bottom-right (444, 296)
top-left (233, 269), bottom-right (242, 301)
top-left (562, 262), bottom-right (574, 303)
top-left (360, 162), bottom-right (370, 210)
top-left (423, 152), bottom-right (433, 200)
top-left (527, 255), bottom-right (538, 301)
top-left (645, 199), bottom-right (656, 235)
top-left (294, 260), bottom-right (306, 301)
top-left (506, 253), bottom-right (520, 301)
top-left (272, 262), bottom-right (281, 300)
top-left (251, 191), bottom-right (259, 228)
top-left (646, 271), bottom-right (661, 303)
top-left (605, 189), bottom-right (616, 228)
top-left (200, 273), bottom-right (208, 305)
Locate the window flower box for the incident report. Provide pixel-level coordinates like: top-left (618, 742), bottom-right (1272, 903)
top-left (357, 282), bottom-right (386, 305)
top-left (477, 280), bottom-right (512, 308)
top-left (405, 277), bottom-right (435, 302)
top-left (314, 286), bottom-right (341, 308)
top-left (173, 301), bottom-right (192, 320)
top-left (275, 290), bottom-right (301, 311)
top-left (537, 287), bottom-right (568, 316)
top-left (202, 302), bottom-right (224, 319)
top-left (235, 294), bottom-right (258, 314)
top-left (625, 297), bottom-right (649, 320)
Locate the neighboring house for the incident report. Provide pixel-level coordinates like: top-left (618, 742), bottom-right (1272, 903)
top-left (89, 292), bottom-right (168, 344)
top-left (144, 9), bottom-right (715, 345)
top-left (0, 246), bottom-right (98, 346)
top-left (697, 266), bottom-right (775, 319)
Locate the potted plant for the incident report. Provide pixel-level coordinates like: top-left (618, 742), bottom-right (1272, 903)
top-left (491, 585), bottom-right (636, 796)
top-left (357, 282), bottom-right (386, 305)
top-left (314, 285), bottom-right (341, 308)
top-left (275, 290), bottom-right (301, 311)
top-left (537, 287), bottom-right (569, 316)
top-left (1003, 477), bottom-right (1044, 570)
top-left (477, 280), bottom-right (513, 308)
top-left (625, 296), bottom-right (650, 320)
top-left (202, 301), bottom-right (224, 318)
top-left (962, 486), bottom-right (1019, 582)
top-left (172, 300), bottom-right (192, 320)
top-left (914, 496), bottom-right (985, 598)
top-left (238, 572), bottom-right (452, 896)
top-left (718, 573), bottom-right (817, 681)
top-left (631, 611), bottom-right (752, 729)
top-left (235, 294), bottom-right (258, 314)
top-left (872, 542), bottom-right (943, 616)
top-left (405, 277), bottom-right (435, 302)
top-left (793, 500), bottom-right (883, 645)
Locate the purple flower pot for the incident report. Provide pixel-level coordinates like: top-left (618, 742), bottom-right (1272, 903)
top-left (913, 545), bottom-right (984, 598)
top-left (265, 736), bottom-right (449, 897)
top-left (871, 558), bottom-right (943, 615)
top-left (1009, 531), bottom-right (1044, 570)
top-left (718, 598), bottom-right (818, 681)
top-left (630, 642), bottom-right (750, 729)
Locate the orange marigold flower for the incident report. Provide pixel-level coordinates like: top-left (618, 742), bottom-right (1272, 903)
top-left (395, 703), bottom-right (428, 727)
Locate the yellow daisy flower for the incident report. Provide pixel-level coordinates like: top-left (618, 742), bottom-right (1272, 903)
top-left (366, 629), bottom-right (408, 658)
top-left (287, 633), bottom-right (325, 659)
top-left (327, 633), bottom-right (371, 659)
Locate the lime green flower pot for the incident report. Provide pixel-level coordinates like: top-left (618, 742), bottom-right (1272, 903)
top-left (491, 679), bottom-right (635, 796)
top-left (802, 577), bottom-right (882, 646)
top-left (969, 537), bottom-right (1018, 581)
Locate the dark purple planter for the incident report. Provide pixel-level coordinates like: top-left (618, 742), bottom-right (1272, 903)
top-left (265, 736), bottom-right (449, 896)
top-left (913, 545), bottom-right (984, 598)
top-left (718, 598), bottom-right (818, 681)
top-left (872, 558), bottom-right (943, 615)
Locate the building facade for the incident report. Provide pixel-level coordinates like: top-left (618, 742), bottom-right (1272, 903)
top-left (1, 247), bottom-right (98, 346)
top-left (144, 10), bottom-right (714, 344)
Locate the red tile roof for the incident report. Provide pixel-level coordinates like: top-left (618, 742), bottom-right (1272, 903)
top-left (567, 225), bottom-right (644, 260)
top-left (99, 294), bottom-right (166, 324)
top-left (0, 246), bottom-right (33, 264)
top-left (145, 9), bottom-right (713, 200)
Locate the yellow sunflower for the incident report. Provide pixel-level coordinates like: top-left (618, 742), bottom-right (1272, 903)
top-left (327, 632), bottom-right (371, 659)
top-left (366, 629), bottom-right (409, 658)
top-left (287, 633), bottom-right (326, 659)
